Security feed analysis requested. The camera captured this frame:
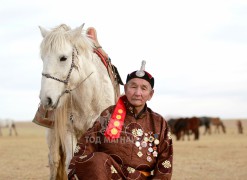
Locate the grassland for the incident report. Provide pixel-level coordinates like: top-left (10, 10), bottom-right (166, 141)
top-left (0, 120), bottom-right (246, 180)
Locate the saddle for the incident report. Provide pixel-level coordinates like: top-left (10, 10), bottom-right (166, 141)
top-left (87, 27), bottom-right (109, 63)
top-left (86, 27), bottom-right (123, 101)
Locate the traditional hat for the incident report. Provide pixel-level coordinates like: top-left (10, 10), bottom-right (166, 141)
top-left (126, 60), bottom-right (154, 89)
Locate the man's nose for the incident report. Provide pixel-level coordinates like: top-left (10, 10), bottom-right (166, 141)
top-left (134, 87), bottom-right (142, 95)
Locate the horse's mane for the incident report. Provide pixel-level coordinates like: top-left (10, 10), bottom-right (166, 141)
top-left (40, 24), bottom-right (94, 57)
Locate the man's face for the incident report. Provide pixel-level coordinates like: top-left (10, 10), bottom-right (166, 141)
top-left (124, 78), bottom-right (154, 108)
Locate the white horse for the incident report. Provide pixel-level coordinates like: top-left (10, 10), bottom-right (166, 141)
top-left (37, 24), bottom-right (121, 179)
top-left (0, 119), bottom-right (18, 136)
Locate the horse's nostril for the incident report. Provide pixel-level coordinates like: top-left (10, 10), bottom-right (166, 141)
top-left (47, 97), bottom-right (52, 106)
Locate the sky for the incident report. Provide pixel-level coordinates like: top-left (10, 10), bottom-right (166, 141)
top-left (0, 0), bottom-right (247, 121)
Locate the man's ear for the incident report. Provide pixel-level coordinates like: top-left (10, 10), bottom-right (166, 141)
top-left (124, 84), bottom-right (127, 92)
top-left (148, 89), bottom-right (154, 101)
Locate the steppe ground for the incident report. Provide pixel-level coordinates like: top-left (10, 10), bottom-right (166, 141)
top-left (0, 120), bottom-right (247, 180)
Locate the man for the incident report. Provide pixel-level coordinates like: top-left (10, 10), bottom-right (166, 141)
top-left (68, 61), bottom-right (173, 180)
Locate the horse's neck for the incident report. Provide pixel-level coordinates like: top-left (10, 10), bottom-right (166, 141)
top-left (69, 53), bottom-right (115, 132)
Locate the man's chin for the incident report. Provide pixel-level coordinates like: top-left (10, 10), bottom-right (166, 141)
top-left (130, 101), bottom-right (144, 107)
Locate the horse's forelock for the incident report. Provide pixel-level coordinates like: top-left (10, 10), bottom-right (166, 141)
top-left (40, 29), bottom-right (70, 55)
top-left (53, 24), bottom-right (71, 32)
top-left (40, 24), bottom-right (93, 56)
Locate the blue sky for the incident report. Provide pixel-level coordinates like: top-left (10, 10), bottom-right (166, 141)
top-left (0, 0), bottom-right (247, 121)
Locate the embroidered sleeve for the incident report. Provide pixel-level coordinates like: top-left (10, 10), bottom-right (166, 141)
top-left (68, 107), bottom-right (113, 179)
top-left (152, 120), bottom-right (173, 180)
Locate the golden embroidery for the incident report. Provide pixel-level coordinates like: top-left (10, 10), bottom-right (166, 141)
top-left (74, 145), bottom-right (81, 153)
top-left (168, 131), bottom-right (172, 140)
top-left (110, 165), bottom-right (117, 173)
top-left (132, 128), bottom-right (143, 137)
top-left (79, 155), bottom-right (87, 159)
top-left (162, 160), bottom-right (171, 168)
top-left (127, 167), bottom-right (136, 173)
top-left (137, 129), bottom-right (143, 136)
top-left (137, 151), bottom-right (143, 157)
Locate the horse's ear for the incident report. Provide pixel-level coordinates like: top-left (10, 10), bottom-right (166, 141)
top-left (69, 24), bottom-right (85, 40)
top-left (39, 26), bottom-right (49, 38)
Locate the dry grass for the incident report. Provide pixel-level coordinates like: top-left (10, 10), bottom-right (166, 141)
top-left (0, 122), bottom-right (49, 180)
top-left (173, 120), bottom-right (247, 180)
top-left (0, 120), bottom-right (246, 180)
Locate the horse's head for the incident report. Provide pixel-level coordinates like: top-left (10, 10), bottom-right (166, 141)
top-left (39, 24), bottom-right (93, 110)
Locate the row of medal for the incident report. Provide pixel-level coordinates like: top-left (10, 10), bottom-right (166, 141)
top-left (132, 128), bottom-right (160, 162)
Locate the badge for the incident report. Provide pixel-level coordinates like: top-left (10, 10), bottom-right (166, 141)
top-left (141, 141), bottom-right (147, 147)
top-left (137, 151), bottom-right (143, 157)
top-left (153, 151), bottom-right (158, 157)
top-left (148, 147), bottom-right (153, 153)
top-left (135, 141), bottom-right (140, 147)
top-left (154, 139), bottom-right (160, 145)
top-left (147, 156), bottom-right (152, 162)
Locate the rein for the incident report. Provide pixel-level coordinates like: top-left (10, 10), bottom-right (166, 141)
top-left (41, 46), bottom-right (94, 108)
top-left (53, 71), bottom-right (93, 109)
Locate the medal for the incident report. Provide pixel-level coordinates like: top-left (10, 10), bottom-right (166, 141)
top-left (137, 129), bottom-right (143, 136)
top-left (149, 136), bottom-right (154, 142)
top-left (141, 141), bottom-right (147, 147)
top-left (154, 139), bottom-right (160, 145)
top-left (154, 134), bottom-right (159, 138)
top-left (153, 151), bottom-right (158, 157)
top-left (148, 147), bottom-right (153, 153)
top-left (147, 156), bottom-right (152, 162)
top-left (135, 141), bottom-right (140, 147)
top-left (144, 137), bottom-right (149, 142)
top-left (133, 129), bottom-right (160, 162)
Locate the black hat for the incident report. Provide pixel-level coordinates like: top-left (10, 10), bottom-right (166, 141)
top-left (126, 61), bottom-right (154, 89)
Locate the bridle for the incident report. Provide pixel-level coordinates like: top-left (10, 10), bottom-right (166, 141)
top-left (42, 48), bottom-right (77, 85)
top-left (41, 46), bottom-right (93, 156)
top-left (41, 47), bottom-right (93, 106)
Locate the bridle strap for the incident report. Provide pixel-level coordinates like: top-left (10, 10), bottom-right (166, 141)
top-left (93, 48), bottom-right (108, 68)
top-left (52, 71), bottom-right (93, 108)
top-left (42, 49), bottom-right (76, 85)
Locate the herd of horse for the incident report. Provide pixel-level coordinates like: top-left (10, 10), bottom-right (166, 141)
top-left (167, 116), bottom-right (226, 141)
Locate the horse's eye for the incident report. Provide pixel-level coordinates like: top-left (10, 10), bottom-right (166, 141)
top-left (60, 56), bottom-right (67, 61)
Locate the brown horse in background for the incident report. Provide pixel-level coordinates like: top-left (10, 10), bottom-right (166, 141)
top-left (210, 117), bottom-right (226, 134)
top-left (172, 117), bottom-right (200, 141)
top-left (199, 117), bottom-right (212, 135)
top-left (236, 120), bottom-right (243, 134)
